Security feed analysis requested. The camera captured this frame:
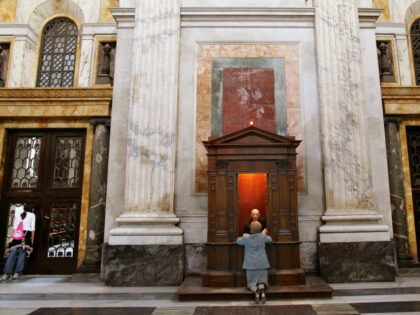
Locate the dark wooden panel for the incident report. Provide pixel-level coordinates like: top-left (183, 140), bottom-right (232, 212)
top-left (203, 126), bottom-right (304, 287)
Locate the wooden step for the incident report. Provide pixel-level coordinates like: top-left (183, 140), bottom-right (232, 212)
top-left (177, 274), bottom-right (333, 301)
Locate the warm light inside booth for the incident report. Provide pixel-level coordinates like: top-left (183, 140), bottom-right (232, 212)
top-left (238, 173), bottom-right (267, 236)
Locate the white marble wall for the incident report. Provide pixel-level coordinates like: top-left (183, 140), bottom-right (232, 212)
top-left (390, 0), bottom-right (420, 23)
top-left (177, 9), bottom-right (322, 245)
top-left (3, 25), bottom-right (37, 87)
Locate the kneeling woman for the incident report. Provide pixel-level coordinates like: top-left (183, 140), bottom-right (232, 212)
top-left (237, 221), bottom-right (272, 304)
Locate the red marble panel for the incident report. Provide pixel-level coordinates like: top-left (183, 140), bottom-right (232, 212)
top-left (222, 68), bottom-right (276, 135)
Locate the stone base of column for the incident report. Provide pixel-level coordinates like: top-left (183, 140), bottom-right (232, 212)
top-left (104, 213), bottom-right (184, 286)
top-left (319, 214), bottom-right (391, 243)
top-left (318, 241), bottom-right (396, 283)
top-left (109, 213), bottom-right (183, 245)
top-left (102, 243), bottom-right (184, 286)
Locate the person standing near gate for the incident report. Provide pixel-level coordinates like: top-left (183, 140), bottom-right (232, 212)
top-left (237, 220), bottom-right (272, 304)
top-left (1, 205), bottom-right (35, 280)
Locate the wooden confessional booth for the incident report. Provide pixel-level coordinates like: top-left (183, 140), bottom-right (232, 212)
top-left (202, 126), bottom-right (305, 287)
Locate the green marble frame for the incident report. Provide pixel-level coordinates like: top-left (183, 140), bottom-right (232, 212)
top-left (211, 58), bottom-right (286, 137)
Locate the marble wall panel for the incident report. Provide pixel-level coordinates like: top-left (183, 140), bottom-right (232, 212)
top-left (8, 40), bottom-right (36, 88)
top-left (399, 118), bottom-right (419, 261)
top-left (77, 35), bottom-right (95, 88)
top-left (0, 119), bottom-right (94, 267)
top-left (0, 0), bottom-right (17, 22)
top-left (211, 58), bottom-right (286, 137)
top-left (195, 44), bottom-right (304, 193)
top-left (222, 68), bottom-right (276, 135)
top-left (385, 103), bottom-right (420, 114)
top-left (392, 0), bottom-right (420, 24)
top-left (396, 36), bottom-right (413, 86)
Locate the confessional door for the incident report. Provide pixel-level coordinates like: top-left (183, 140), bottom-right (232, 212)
top-left (0, 130), bottom-right (85, 274)
top-left (238, 173), bottom-right (267, 235)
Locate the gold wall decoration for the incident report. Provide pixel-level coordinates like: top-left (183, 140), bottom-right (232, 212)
top-left (99, 0), bottom-right (119, 21)
top-left (0, 0), bottom-right (17, 22)
top-left (372, 0), bottom-right (391, 22)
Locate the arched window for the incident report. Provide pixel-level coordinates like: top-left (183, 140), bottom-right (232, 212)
top-left (411, 18), bottom-right (420, 85)
top-left (36, 17), bottom-right (78, 87)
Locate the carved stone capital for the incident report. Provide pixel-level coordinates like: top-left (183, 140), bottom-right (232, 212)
top-left (384, 114), bottom-right (402, 125)
top-left (90, 116), bottom-right (111, 127)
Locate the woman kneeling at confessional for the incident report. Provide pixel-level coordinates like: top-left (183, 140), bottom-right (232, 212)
top-left (237, 220), bottom-right (272, 304)
top-left (1, 205), bottom-right (35, 280)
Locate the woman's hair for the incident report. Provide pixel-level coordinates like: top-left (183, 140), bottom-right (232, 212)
top-left (250, 221), bottom-right (262, 234)
top-left (21, 204), bottom-right (31, 220)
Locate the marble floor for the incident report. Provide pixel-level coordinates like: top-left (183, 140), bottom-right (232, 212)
top-left (1, 272), bottom-right (420, 315)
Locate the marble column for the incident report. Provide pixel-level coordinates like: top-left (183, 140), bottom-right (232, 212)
top-left (81, 118), bottom-right (110, 271)
top-left (314, 0), bottom-right (394, 282)
top-left (105, 0), bottom-right (183, 286)
top-left (384, 115), bottom-right (412, 262)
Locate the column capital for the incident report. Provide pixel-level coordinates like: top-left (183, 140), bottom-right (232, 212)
top-left (109, 8), bottom-right (135, 29)
top-left (384, 114), bottom-right (403, 125)
top-left (90, 116), bottom-right (111, 127)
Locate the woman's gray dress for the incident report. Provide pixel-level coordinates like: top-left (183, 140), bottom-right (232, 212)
top-left (236, 233), bottom-right (272, 288)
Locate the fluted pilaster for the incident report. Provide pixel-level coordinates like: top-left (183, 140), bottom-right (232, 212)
top-left (314, 0), bottom-right (389, 242)
top-left (109, 0), bottom-right (182, 245)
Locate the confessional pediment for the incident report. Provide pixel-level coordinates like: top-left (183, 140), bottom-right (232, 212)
top-left (204, 126), bottom-right (300, 148)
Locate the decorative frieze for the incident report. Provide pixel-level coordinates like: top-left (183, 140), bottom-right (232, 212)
top-left (0, 88), bottom-right (112, 117)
